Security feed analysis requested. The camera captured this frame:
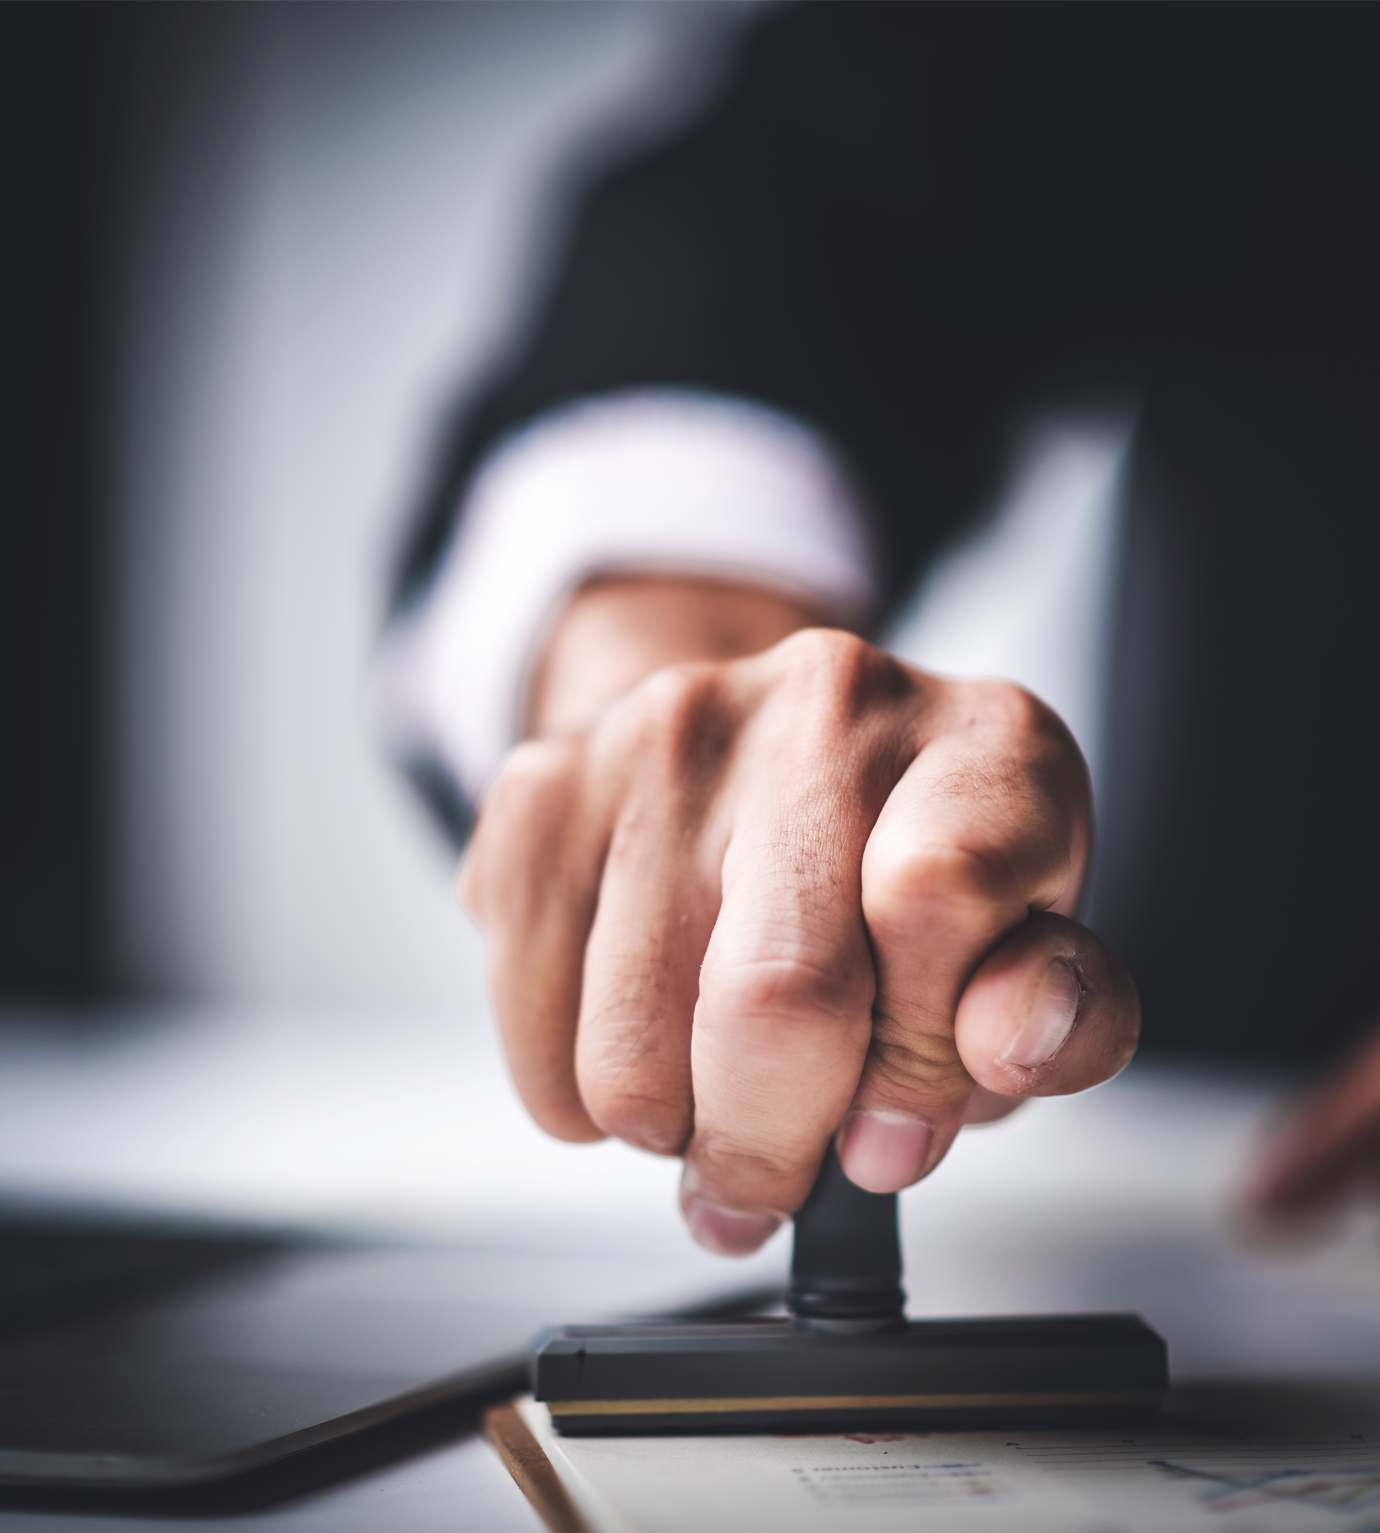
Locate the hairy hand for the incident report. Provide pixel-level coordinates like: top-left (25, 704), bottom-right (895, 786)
top-left (460, 590), bottom-right (1139, 1256)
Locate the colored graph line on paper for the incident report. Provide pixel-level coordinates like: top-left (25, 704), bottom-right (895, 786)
top-left (1151, 1460), bottom-right (1380, 1514)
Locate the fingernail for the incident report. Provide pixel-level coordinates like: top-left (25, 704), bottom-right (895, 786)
top-left (683, 1199), bottom-right (781, 1256)
top-left (1001, 959), bottom-right (1081, 1069)
top-left (837, 1110), bottom-right (933, 1194)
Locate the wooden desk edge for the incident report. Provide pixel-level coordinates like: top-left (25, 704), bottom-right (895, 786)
top-left (484, 1401), bottom-right (591, 1533)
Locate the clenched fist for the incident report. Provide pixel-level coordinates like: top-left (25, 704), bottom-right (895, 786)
top-left (460, 575), bottom-right (1139, 1254)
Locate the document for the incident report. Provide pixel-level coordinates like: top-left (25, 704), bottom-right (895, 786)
top-left (511, 1385), bottom-right (1380, 1533)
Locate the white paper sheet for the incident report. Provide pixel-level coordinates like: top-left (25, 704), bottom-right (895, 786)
top-left (519, 1388), bottom-right (1380, 1533)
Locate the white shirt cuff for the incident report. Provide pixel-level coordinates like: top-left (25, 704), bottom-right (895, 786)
top-left (376, 389), bottom-right (878, 808)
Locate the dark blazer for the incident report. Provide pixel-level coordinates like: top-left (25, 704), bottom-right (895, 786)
top-left (398, 3), bottom-right (1380, 1067)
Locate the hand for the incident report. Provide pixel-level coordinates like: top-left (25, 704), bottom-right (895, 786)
top-left (459, 575), bottom-right (1140, 1254)
top-left (1245, 1025), bottom-right (1380, 1233)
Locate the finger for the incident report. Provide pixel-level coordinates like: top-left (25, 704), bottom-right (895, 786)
top-left (573, 668), bottom-right (733, 1156)
top-left (457, 739), bottom-right (608, 1142)
top-left (952, 912), bottom-right (1140, 1096)
top-left (843, 683), bottom-right (1090, 1193)
top-left (1244, 1029), bottom-right (1380, 1226)
top-left (681, 808), bottom-right (877, 1250)
top-left (680, 638), bottom-right (900, 1252)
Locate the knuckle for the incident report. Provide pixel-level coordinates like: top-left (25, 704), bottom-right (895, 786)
top-left (981, 677), bottom-right (1047, 730)
top-left (529, 1095), bottom-right (607, 1145)
top-left (465, 740), bottom-right (593, 925)
top-left (636, 662), bottom-right (725, 734)
top-left (579, 1056), bottom-right (690, 1154)
top-left (576, 1005), bottom-right (693, 1155)
top-left (777, 627), bottom-right (908, 720)
top-left (960, 679), bottom-right (1056, 742)
top-left (503, 734), bottom-right (584, 785)
top-left (602, 663), bottom-right (734, 779)
top-left (701, 951), bottom-right (867, 1027)
top-left (481, 738), bottom-right (582, 828)
top-left (777, 625), bottom-right (870, 670)
top-left (956, 680), bottom-right (1087, 786)
top-left (865, 837), bottom-right (1024, 926)
top-left (689, 1132), bottom-right (821, 1214)
top-left (867, 1026), bottom-right (974, 1108)
top-left (697, 1139), bottom-right (806, 1192)
top-left (588, 1092), bottom-right (689, 1156)
top-left (502, 1041), bottom-right (607, 1146)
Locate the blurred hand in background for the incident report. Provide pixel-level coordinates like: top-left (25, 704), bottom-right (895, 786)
top-left (1246, 1026), bottom-right (1380, 1237)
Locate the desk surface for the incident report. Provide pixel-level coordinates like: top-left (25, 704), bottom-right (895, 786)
top-left (0, 1006), bottom-right (1374, 1529)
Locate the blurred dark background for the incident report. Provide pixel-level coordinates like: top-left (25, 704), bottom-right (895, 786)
top-left (1, 4), bottom-right (120, 998)
top-left (0, 1), bottom-right (744, 1009)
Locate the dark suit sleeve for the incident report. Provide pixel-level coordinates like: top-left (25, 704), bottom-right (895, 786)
top-left (395, 0), bottom-right (1380, 629)
top-left (391, 5), bottom-right (1039, 619)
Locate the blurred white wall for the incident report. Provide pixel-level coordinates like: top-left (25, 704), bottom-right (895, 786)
top-left (109, 2), bottom-right (753, 1002)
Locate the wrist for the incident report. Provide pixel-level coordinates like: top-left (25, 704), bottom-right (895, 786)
top-left (528, 574), bottom-right (832, 738)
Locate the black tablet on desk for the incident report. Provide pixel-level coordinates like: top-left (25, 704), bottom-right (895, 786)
top-left (0, 1208), bottom-right (771, 1511)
